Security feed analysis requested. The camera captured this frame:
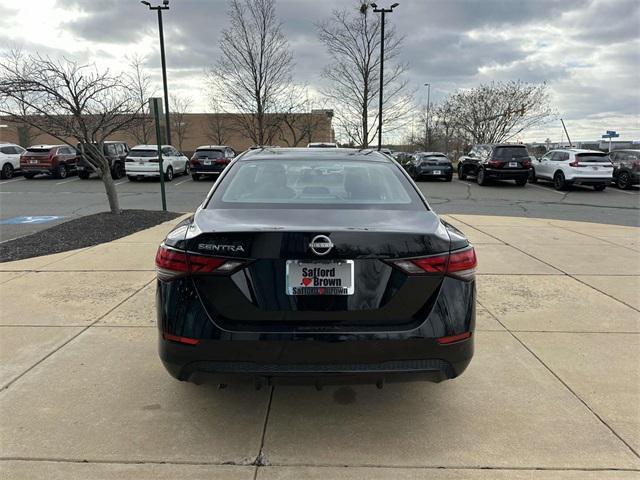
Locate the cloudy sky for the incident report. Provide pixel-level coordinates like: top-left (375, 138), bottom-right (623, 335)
top-left (1, 0), bottom-right (638, 142)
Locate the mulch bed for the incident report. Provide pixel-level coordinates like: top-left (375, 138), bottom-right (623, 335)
top-left (0, 209), bottom-right (183, 263)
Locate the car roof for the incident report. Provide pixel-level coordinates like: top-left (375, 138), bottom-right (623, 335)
top-left (196, 145), bottom-right (229, 150)
top-left (611, 149), bottom-right (640, 153)
top-left (27, 144), bottom-right (62, 149)
top-left (553, 148), bottom-right (605, 154)
top-left (417, 151), bottom-right (447, 156)
top-left (240, 147), bottom-right (392, 163)
top-left (131, 144), bottom-right (174, 150)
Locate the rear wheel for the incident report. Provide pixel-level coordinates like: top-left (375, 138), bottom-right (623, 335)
top-left (457, 165), bottom-right (467, 180)
top-left (476, 168), bottom-right (487, 186)
top-left (111, 162), bottom-right (125, 180)
top-left (164, 166), bottom-right (174, 182)
top-left (23, 173), bottom-right (35, 179)
top-left (54, 164), bottom-right (67, 179)
top-left (192, 173), bottom-right (200, 181)
top-left (78, 171), bottom-right (90, 180)
top-left (127, 175), bottom-right (138, 182)
top-left (515, 177), bottom-right (527, 186)
top-left (445, 174), bottom-right (453, 182)
top-left (593, 184), bottom-right (606, 191)
top-left (616, 171), bottom-right (631, 189)
top-left (528, 168), bottom-right (537, 183)
top-left (1, 163), bottom-right (14, 179)
top-left (553, 171), bottom-right (566, 190)
top-left (184, 162), bottom-right (190, 175)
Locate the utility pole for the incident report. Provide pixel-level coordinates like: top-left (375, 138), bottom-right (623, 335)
top-left (424, 83), bottom-right (430, 150)
top-left (560, 118), bottom-right (572, 147)
top-left (371, 2), bottom-right (399, 151)
top-left (141, 0), bottom-right (172, 146)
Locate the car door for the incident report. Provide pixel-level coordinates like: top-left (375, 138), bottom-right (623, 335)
top-left (537, 152), bottom-right (553, 179)
top-left (161, 147), bottom-right (173, 172)
top-left (172, 147), bottom-right (186, 171)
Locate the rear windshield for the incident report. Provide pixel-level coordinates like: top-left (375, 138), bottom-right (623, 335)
top-left (576, 153), bottom-right (608, 163)
top-left (493, 147), bottom-right (529, 160)
top-left (195, 149), bottom-right (224, 159)
top-left (25, 148), bottom-right (51, 154)
top-left (127, 149), bottom-right (158, 158)
top-left (421, 155), bottom-right (449, 161)
top-left (208, 159), bottom-right (425, 210)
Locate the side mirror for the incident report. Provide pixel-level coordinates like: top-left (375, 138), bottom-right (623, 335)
top-left (468, 152), bottom-right (475, 158)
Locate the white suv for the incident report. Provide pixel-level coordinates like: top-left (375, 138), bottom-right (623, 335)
top-left (530, 148), bottom-right (613, 191)
top-left (0, 143), bottom-right (26, 179)
top-left (125, 145), bottom-right (189, 182)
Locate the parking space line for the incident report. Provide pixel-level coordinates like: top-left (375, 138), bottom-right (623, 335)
top-left (0, 177), bottom-right (25, 185)
top-left (55, 177), bottom-right (80, 185)
top-left (607, 188), bottom-right (637, 195)
top-left (527, 183), bottom-right (565, 195)
top-left (114, 179), bottom-right (129, 186)
top-left (174, 178), bottom-right (191, 186)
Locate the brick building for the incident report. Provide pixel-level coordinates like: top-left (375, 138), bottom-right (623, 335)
top-left (0, 110), bottom-right (334, 154)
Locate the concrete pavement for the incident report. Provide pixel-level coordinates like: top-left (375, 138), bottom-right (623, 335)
top-left (0, 215), bottom-right (639, 479)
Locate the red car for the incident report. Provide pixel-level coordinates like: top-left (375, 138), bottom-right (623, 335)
top-left (20, 144), bottom-right (78, 179)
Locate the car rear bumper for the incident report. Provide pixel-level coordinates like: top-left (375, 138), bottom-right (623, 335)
top-left (20, 166), bottom-right (54, 174)
top-left (191, 165), bottom-right (227, 175)
top-left (483, 168), bottom-right (529, 179)
top-left (125, 165), bottom-right (162, 176)
top-left (416, 165), bottom-right (452, 178)
top-left (159, 335), bottom-right (473, 385)
top-left (567, 176), bottom-right (611, 185)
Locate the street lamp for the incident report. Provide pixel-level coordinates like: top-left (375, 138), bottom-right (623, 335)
top-left (424, 83), bottom-right (430, 150)
top-left (141, 0), bottom-right (172, 146)
top-left (371, 2), bottom-right (399, 151)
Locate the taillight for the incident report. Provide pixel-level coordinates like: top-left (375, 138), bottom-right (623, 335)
top-left (215, 158), bottom-right (231, 164)
top-left (437, 332), bottom-right (471, 345)
top-left (162, 332), bottom-right (200, 345)
top-left (190, 156), bottom-right (200, 165)
top-left (569, 159), bottom-right (580, 167)
top-left (486, 159), bottom-right (501, 168)
top-left (522, 159), bottom-right (532, 168)
top-left (392, 246), bottom-right (477, 280)
top-left (155, 245), bottom-right (245, 280)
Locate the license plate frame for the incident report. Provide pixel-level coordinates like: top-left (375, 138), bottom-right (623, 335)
top-left (432, 170), bottom-right (442, 175)
top-left (286, 259), bottom-right (354, 296)
top-left (204, 160), bottom-right (212, 166)
top-left (509, 161), bottom-right (518, 167)
top-left (29, 160), bottom-right (38, 164)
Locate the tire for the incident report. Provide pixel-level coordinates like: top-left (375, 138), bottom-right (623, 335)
top-left (616, 171), bottom-right (631, 190)
top-left (23, 173), bottom-right (35, 179)
top-left (445, 174), bottom-right (453, 182)
top-left (127, 175), bottom-right (138, 182)
top-left (476, 168), bottom-right (487, 186)
top-left (457, 165), bottom-right (467, 180)
top-left (111, 162), bottom-right (125, 180)
top-left (1, 163), bottom-right (14, 179)
top-left (553, 171), bottom-right (566, 191)
top-left (54, 164), bottom-right (67, 179)
top-left (78, 171), bottom-right (90, 180)
top-left (528, 168), bottom-right (537, 184)
top-left (515, 177), bottom-right (527, 186)
top-left (184, 162), bottom-right (190, 176)
top-left (191, 173), bottom-right (200, 181)
top-left (593, 184), bottom-right (606, 191)
top-left (164, 166), bottom-right (174, 182)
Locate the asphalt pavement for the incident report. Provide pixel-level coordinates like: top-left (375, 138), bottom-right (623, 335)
top-left (0, 172), bottom-right (638, 242)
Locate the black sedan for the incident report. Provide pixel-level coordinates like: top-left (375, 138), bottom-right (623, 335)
top-left (409, 152), bottom-right (453, 181)
top-left (156, 148), bottom-right (476, 387)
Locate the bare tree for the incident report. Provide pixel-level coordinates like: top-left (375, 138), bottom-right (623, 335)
top-left (205, 97), bottom-right (231, 145)
top-left (0, 53), bottom-right (142, 214)
top-left (317, 1), bottom-right (412, 148)
top-left (276, 86), bottom-right (329, 147)
top-left (127, 54), bottom-right (155, 145)
top-left (207, 0), bottom-right (294, 146)
top-left (445, 81), bottom-right (555, 144)
top-left (170, 94), bottom-right (192, 151)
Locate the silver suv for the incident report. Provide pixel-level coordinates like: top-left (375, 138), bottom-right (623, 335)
top-left (530, 148), bottom-right (613, 191)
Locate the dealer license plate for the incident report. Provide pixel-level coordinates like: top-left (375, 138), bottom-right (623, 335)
top-left (432, 170), bottom-right (441, 175)
top-left (204, 160), bottom-right (212, 165)
top-left (30, 160), bottom-right (38, 164)
top-left (509, 162), bottom-right (518, 167)
top-left (286, 260), bottom-right (354, 295)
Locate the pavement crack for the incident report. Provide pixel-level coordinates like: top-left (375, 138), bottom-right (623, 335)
top-left (253, 385), bottom-right (275, 474)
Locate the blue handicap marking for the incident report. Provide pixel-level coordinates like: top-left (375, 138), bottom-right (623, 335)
top-left (0, 215), bottom-right (65, 225)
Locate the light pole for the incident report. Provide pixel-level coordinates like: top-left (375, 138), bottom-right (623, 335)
top-left (371, 2), bottom-right (399, 151)
top-left (141, 0), bottom-right (172, 146)
top-left (424, 83), bottom-right (430, 151)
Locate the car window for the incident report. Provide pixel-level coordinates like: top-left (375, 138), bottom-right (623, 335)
top-left (493, 147), bottom-right (529, 160)
top-left (0, 146), bottom-right (12, 154)
top-left (542, 152), bottom-right (553, 160)
top-left (161, 147), bottom-right (172, 156)
top-left (128, 149), bottom-right (158, 158)
top-left (195, 149), bottom-right (224, 159)
top-left (105, 144), bottom-right (117, 156)
top-left (575, 153), bottom-right (608, 163)
top-left (210, 159), bottom-right (425, 210)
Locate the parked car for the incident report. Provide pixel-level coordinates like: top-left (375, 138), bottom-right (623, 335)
top-left (77, 141), bottom-right (129, 180)
top-left (125, 145), bottom-right (189, 182)
top-left (0, 143), bottom-right (25, 179)
top-left (457, 144), bottom-right (531, 186)
top-left (608, 149), bottom-right (640, 189)
top-left (189, 145), bottom-right (236, 181)
top-left (307, 142), bottom-right (338, 148)
top-left (155, 147), bottom-right (476, 387)
top-left (20, 144), bottom-right (78, 179)
top-left (529, 148), bottom-right (613, 191)
top-left (409, 152), bottom-right (453, 182)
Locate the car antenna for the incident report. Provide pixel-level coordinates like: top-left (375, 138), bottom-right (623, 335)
top-left (560, 118), bottom-right (573, 148)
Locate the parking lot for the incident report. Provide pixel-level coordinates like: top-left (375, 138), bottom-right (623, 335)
top-left (1, 213), bottom-right (639, 479)
top-left (1, 172), bottom-right (638, 243)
